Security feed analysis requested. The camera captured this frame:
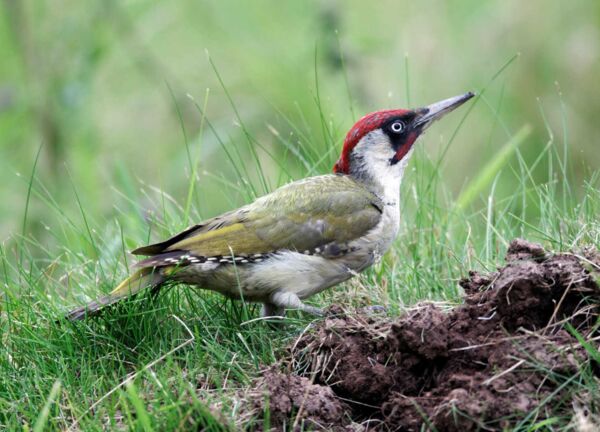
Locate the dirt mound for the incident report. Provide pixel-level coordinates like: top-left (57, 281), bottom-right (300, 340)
top-left (244, 369), bottom-right (353, 431)
top-left (250, 239), bottom-right (600, 431)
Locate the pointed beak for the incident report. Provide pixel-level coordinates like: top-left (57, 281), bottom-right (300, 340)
top-left (413, 92), bottom-right (475, 130)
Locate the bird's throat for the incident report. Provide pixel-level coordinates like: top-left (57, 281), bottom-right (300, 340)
top-left (353, 148), bottom-right (413, 207)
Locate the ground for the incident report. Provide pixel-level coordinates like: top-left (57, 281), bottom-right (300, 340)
top-left (238, 239), bottom-right (600, 431)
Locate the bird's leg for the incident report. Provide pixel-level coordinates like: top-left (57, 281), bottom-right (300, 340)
top-left (270, 291), bottom-right (324, 316)
top-left (261, 302), bottom-right (285, 318)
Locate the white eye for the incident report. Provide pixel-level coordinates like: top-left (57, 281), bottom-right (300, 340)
top-left (390, 121), bottom-right (404, 133)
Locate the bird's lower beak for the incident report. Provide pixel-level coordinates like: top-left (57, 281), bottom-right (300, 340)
top-left (413, 92), bottom-right (475, 130)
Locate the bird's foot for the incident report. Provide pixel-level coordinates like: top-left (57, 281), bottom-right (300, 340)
top-left (298, 304), bottom-right (324, 316)
top-left (269, 292), bottom-right (324, 318)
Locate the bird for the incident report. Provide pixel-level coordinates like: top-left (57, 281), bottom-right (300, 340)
top-left (66, 92), bottom-right (474, 321)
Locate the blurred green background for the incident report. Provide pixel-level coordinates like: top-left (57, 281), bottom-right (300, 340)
top-left (1, 0), bottom-right (599, 243)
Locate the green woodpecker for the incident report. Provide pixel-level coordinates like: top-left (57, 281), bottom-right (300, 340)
top-left (67, 92), bottom-right (474, 320)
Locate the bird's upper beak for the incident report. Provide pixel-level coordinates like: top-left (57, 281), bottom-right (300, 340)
top-left (413, 92), bottom-right (475, 130)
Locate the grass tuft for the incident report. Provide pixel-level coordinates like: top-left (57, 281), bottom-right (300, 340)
top-left (1, 50), bottom-right (599, 430)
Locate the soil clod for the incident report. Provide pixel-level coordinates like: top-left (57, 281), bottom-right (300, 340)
top-left (249, 239), bottom-right (600, 430)
top-left (247, 369), bottom-right (351, 431)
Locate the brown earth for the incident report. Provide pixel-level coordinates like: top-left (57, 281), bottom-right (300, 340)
top-left (247, 239), bottom-right (600, 431)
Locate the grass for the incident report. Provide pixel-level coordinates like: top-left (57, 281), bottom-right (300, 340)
top-left (2, 4), bottom-right (600, 428)
top-left (2, 71), bottom-right (600, 430)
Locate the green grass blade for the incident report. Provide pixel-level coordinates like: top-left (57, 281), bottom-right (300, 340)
top-left (33, 380), bottom-right (61, 432)
top-left (19, 144), bottom-right (43, 270)
top-left (455, 124), bottom-right (532, 212)
top-left (126, 381), bottom-right (154, 431)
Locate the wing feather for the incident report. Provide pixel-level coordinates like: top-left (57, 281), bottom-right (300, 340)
top-left (133, 175), bottom-right (383, 260)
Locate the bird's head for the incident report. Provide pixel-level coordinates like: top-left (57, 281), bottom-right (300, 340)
top-left (333, 92), bottom-right (474, 190)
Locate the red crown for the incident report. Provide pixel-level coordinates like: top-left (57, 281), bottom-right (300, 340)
top-left (333, 109), bottom-right (410, 174)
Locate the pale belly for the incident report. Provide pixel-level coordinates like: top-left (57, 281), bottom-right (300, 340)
top-left (171, 249), bottom-right (370, 302)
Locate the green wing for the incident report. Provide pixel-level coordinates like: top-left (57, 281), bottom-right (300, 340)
top-left (132, 175), bottom-right (383, 260)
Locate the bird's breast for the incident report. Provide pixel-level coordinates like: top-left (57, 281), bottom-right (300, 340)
top-left (349, 201), bottom-right (400, 260)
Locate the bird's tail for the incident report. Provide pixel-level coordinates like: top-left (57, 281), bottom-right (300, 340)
top-left (66, 267), bottom-right (165, 321)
